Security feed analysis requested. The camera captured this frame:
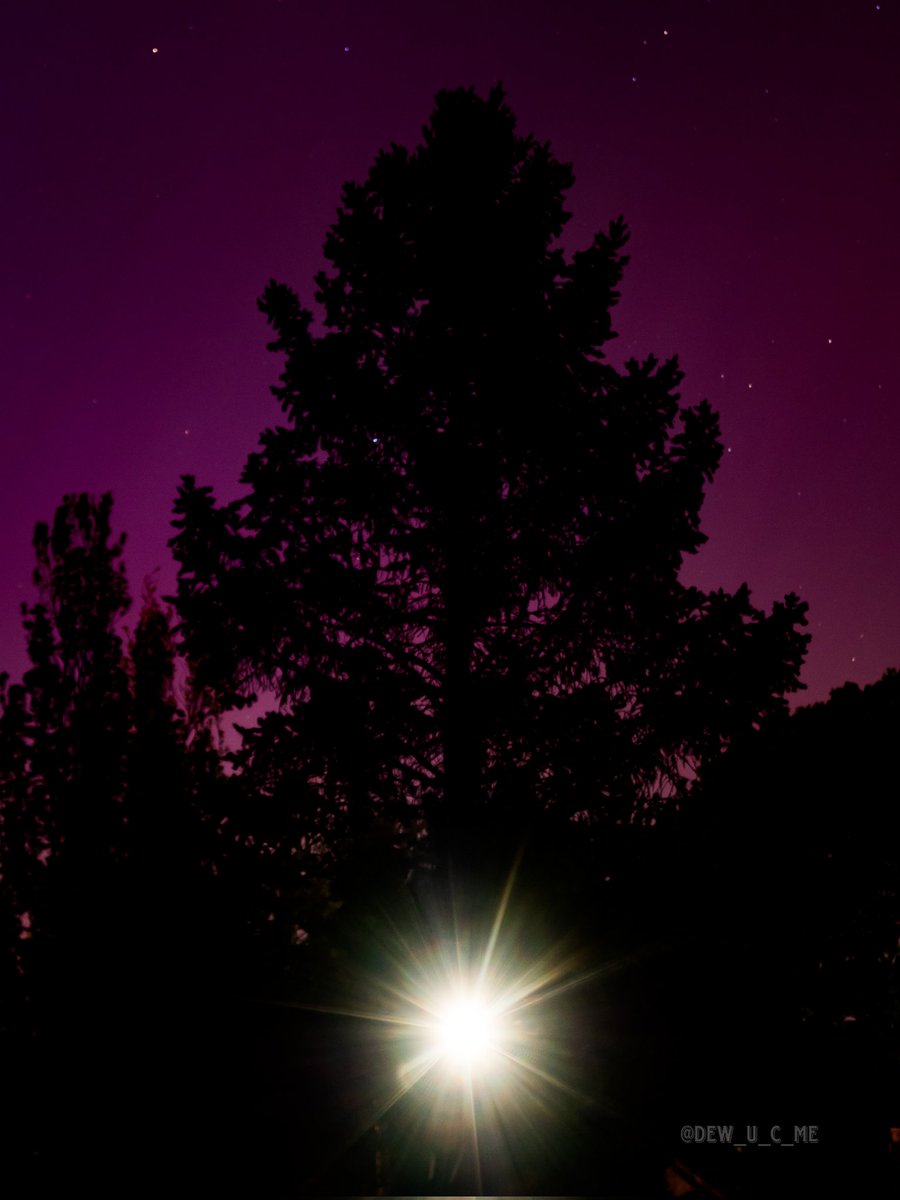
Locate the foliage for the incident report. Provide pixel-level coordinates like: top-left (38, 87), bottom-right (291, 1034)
top-left (687, 668), bottom-right (900, 1035)
top-left (171, 85), bottom-right (809, 904)
top-left (0, 494), bottom-right (131, 975)
top-left (0, 495), bottom-right (224, 1019)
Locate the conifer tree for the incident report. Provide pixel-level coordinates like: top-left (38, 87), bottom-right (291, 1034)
top-left (171, 85), bottom-right (809, 876)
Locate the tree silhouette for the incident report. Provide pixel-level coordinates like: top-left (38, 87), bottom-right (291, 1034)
top-left (595, 669), bottom-right (900, 1196)
top-left (0, 494), bottom-right (131, 978)
top-left (0, 494), bottom-right (225, 1184)
top-left (171, 85), bottom-right (809, 897)
top-left (682, 668), bottom-right (900, 1036)
top-left (0, 494), bottom-right (132, 1176)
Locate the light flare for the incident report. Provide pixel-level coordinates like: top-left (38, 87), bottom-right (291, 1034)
top-left (434, 994), bottom-right (498, 1068)
top-left (260, 850), bottom-right (613, 1188)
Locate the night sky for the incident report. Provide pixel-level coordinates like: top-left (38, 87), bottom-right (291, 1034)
top-left (4, 0), bottom-right (899, 705)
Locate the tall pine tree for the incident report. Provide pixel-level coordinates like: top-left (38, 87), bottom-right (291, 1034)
top-left (171, 85), bottom-right (809, 884)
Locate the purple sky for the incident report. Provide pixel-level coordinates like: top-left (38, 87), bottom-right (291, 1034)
top-left (4, 0), bottom-right (899, 705)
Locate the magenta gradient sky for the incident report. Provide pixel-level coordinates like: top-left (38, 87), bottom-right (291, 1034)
top-left (3, 0), bottom-right (899, 706)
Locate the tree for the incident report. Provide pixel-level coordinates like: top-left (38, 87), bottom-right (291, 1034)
top-left (594, 670), bottom-right (900, 1196)
top-left (0, 494), bottom-right (232, 988)
top-left (680, 668), bottom-right (900, 1036)
top-left (0, 495), bottom-right (229, 1185)
top-left (0, 494), bottom-right (131, 967)
top-left (0, 494), bottom-right (132, 1178)
top-left (171, 84), bottom-right (809, 893)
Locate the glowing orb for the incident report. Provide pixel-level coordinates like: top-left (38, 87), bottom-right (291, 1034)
top-left (435, 997), bottom-right (497, 1068)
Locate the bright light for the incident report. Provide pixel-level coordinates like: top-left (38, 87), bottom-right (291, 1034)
top-left (435, 997), bottom-right (496, 1067)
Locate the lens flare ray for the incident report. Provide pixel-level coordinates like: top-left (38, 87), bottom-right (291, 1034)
top-left (264, 853), bottom-right (607, 1189)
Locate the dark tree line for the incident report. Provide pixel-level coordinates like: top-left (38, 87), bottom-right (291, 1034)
top-left (1, 86), bottom-right (895, 1195)
top-left (0, 494), bottom-right (219, 1002)
top-left (0, 495), bottom-right (229, 1187)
